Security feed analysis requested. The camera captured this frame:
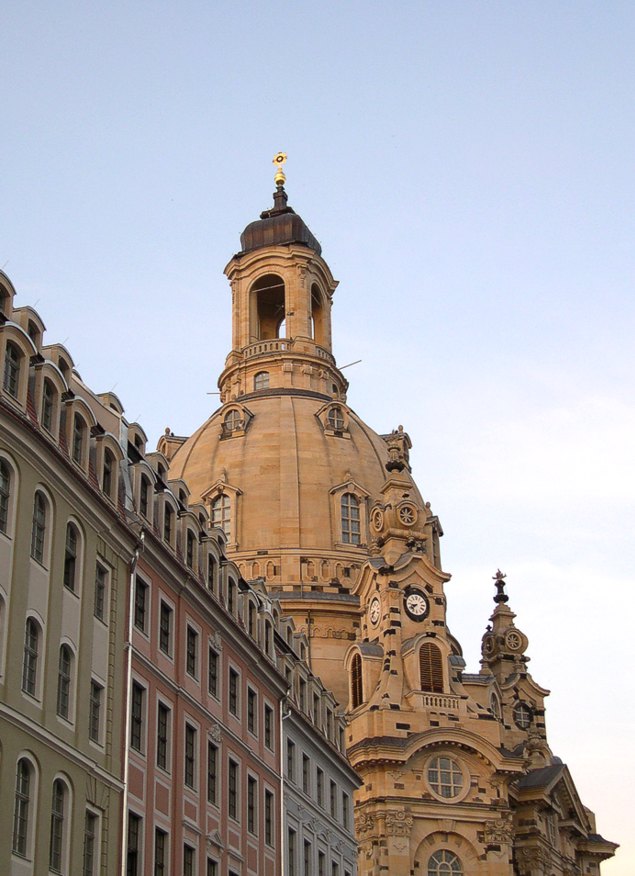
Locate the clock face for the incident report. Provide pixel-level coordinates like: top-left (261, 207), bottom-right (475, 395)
top-left (369, 597), bottom-right (381, 626)
top-left (404, 590), bottom-right (428, 620)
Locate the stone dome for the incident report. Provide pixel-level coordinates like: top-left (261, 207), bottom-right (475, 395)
top-left (168, 391), bottom-right (423, 588)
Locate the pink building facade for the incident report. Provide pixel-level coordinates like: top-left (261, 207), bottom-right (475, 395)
top-left (124, 451), bottom-right (287, 876)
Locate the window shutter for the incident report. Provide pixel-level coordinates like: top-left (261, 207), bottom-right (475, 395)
top-left (420, 643), bottom-right (443, 693)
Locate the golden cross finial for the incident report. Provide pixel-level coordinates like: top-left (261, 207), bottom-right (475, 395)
top-left (273, 151), bottom-right (287, 187)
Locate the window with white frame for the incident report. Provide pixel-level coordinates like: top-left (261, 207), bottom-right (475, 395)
top-left (49, 778), bottom-right (69, 873)
top-left (94, 561), bottom-right (108, 622)
top-left (72, 413), bottom-right (86, 466)
top-left (130, 682), bottom-right (145, 751)
top-left (83, 809), bottom-right (99, 876)
top-left (340, 493), bottom-right (360, 544)
top-left (211, 494), bottom-right (231, 539)
top-left (89, 680), bottom-right (103, 744)
top-left (0, 458), bottom-right (12, 534)
top-left (63, 522), bottom-right (80, 592)
top-left (4, 341), bottom-right (21, 398)
top-left (42, 378), bottom-right (56, 432)
top-left (254, 371), bottom-right (270, 391)
top-left (184, 723), bottom-right (197, 789)
top-left (327, 406), bottom-right (344, 430)
top-left (22, 618), bottom-right (40, 697)
top-left (57, 645), bottom-right (73, 720)
top-left (156, 702), bottom-right (171, 771)
top-left (427, 850), bottom-right (463, 875)
top-left (30, 490), bottom-right (48, 564)
top-left (12, 757), bottom-right (34, 857)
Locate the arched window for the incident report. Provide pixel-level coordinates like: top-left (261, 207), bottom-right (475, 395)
top-left (420, 642), bottom-right (444, 693)
top-left (57, 645), bottom-right (72, 720)
top-left (223, 410), bottom-right (242, 433)
top-left (248, 601), bottom-right (257, 637)
top-left (63, 523), bottom-right (78, 592)
top-left (30, 491), bottom-right (47, 563)
top-left (163, 505), bottom-right (173, 544)
top-left (254, 371), bottom-right (270, 391)
top-left (211, 495), bottom-right (231, 539)
top-left (351, 653), bottom-right (363, 708)
top-left (0, 458), bottom-right (11, 534)
top-left (139, 475), bottom-right (151, 519)
top-left (49, 778), bottom-right (67, 872)
top-left (22, 618), bottom-right (40, 696)
top-left (12, 758), bottom-right (33, 856)
top-left (341, 493), bottom-right (361, 545)
top-left (427, 850), bottom-right (463, 875)
top-left (102, 449), bottom-right (115, 498)
top-left (264, 620), bottom-right (273, 658)
top-left (3, 341), bottom-right (21, 398)
top-left (42, 379), bottom-right (56, 432)
top-left (327, 407), bottom-right (345, 430)
top-left (186, 530), bottom-right (196, 569)
top-left (72, 414), bottom-right (86, 465)
top-left (252, 273), bottom-right (285, 340)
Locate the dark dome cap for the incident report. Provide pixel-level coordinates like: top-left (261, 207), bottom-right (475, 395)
top-left (239, 185), bottom-right (322, 256)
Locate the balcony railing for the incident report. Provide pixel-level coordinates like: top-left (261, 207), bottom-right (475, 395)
top-left (243, 339), bottom-right (335, 366)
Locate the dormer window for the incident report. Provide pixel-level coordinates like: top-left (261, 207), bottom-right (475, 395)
top-left (102, 450), bottom-right (115, 498)
top-left (224, 410), bottom-right (242, 433)
top-left (42, 379), bottom-right (55, 431)
top-left (327, 406), bottom-right (344, 430)
top-left (3, 342), bottom-right (21, 398)
top-left (186, 530), bottom-right (196, 569)
top-left (254, 371), bottom-right (270, 391)
top-left (72, 414), bottom-right (86, 465)
top-left (139, 475), bottom-right (151, 518)
top-left (164, 505), bottom-right (173, 544)
top-left (27, 320), bottom-right (40, 346)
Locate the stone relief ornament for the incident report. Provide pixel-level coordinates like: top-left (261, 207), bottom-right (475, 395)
top-left (384, 810), bottom-right (414, 836)
top-left (355, 812), bottom-right (375, 836)
top-left (210, 631), bottom-right (222, 651)
top-left (482, 814), bottom-right (514, 845)
top-left (210, 722), bottom-right (222, 743)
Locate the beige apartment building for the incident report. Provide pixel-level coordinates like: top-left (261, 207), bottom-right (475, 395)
top-left (166, 161), bottom-right (618, 875)
top-left (0, 270), bottom-right (132, 874)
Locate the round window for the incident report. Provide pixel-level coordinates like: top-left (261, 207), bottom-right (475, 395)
top-left (427, 755), bottom-right (463, 799)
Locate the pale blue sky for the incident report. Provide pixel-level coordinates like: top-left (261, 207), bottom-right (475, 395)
top-left (3, 3), bottom-right (634, 871)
